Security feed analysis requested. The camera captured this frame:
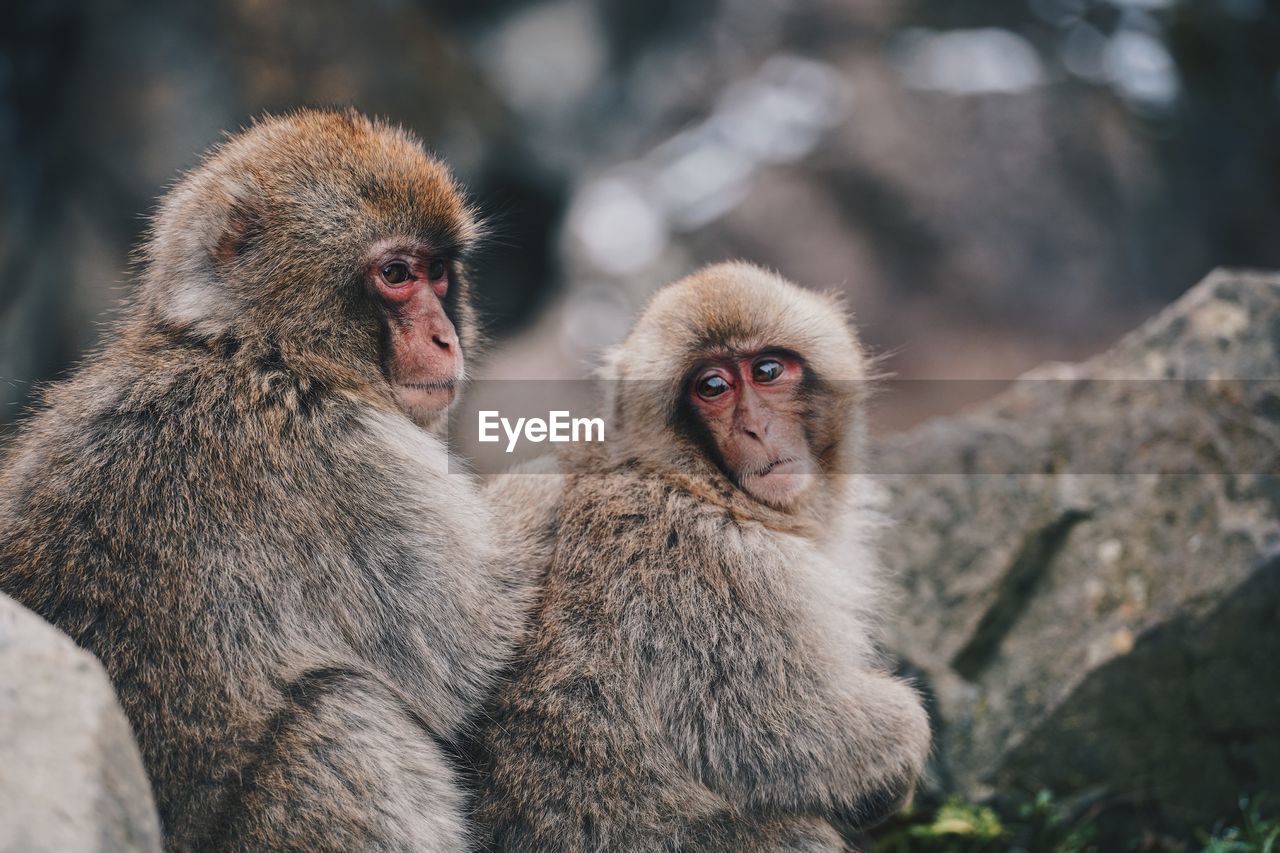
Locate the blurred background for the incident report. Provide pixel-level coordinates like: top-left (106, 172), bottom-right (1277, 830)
top-left (1, 0), bottom-right (1278, 432)
top-left (3, 4), bottom-right (1279, 847)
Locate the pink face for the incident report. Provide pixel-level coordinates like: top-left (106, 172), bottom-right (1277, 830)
top-left (688, 351), bottom-right (816, 507)
top-left (366, 244), bottom-right (461, 420)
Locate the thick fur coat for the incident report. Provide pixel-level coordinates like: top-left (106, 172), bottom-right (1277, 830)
top-left (0, 110), bottom-right (530, 851)
top-left (472, 263), bottom-right (931, 852)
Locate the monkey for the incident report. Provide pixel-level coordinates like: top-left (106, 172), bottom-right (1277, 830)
top-left (469, 262), bottom-right (931, 852)
top-left (0, 109), bottom-right (534, 852)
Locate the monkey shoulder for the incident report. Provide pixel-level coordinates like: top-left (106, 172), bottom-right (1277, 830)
top-left (0, 348), bottom-right (504, 660)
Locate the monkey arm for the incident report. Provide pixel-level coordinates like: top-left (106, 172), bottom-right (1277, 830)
top-left (669, 653), bottom-right (928, 828)
top-left (653, 535), bottom-right (930, 829)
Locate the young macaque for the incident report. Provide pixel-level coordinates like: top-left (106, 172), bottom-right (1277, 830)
top-left (472, 262), bottom-right (931, 851)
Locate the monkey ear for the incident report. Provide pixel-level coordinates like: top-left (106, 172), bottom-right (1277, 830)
top-left (211, 195), bottom-right (264, 269)
top-left (593, 344), bottom-right (627, 447)
top-left (147, 173), bottom-right (261, 331)
top-left (595, 345), bottom-right (624, 382)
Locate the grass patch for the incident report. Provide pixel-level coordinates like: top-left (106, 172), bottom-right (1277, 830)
top-left (873, 792), bottom-right (1276, 852)
top-left (1199, 797), bottom-right (1280, 853)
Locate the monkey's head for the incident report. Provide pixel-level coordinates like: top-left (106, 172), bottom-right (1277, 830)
top-left (603, 262), bottom-right (869, 520)
top-left (136, 108), bottom-right (481, 425)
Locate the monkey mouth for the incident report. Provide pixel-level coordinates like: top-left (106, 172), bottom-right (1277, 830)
top-left (399, 380), bottom-right (458, 391)
top-left (744, 457), bottom-right (799, 478)
top-left (393, 379), bottom-right (460, 416)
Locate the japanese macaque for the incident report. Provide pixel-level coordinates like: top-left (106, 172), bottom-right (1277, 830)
top-left (0, 109), bottom-right (532, 851)
top-left (471, 262), bottom-right (931, 851)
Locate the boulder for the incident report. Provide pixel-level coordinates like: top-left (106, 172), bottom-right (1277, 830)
top-left (874, 268), bottom-right (1280, 841)
top-left (0, 592), bottom-right (161, 852)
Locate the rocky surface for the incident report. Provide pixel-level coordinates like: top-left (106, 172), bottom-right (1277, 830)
top-left (875, 268), bottom-right (1280, 841)
top-left (0, 592), bottom-right (160, 852)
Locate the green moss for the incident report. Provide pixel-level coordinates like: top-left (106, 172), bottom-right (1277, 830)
top-left (874, 791), bottom-right (1277, 852)
top-left (918, 798), bottom-right (1003, 838)
top-left (876, 789), bottom-right (1097, 852)
top-left (875, 796), bottom-right (1010, 853)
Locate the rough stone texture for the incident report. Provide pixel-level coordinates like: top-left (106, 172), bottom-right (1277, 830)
top-left (0, 592), bottom-right (161, 852)
top-left (875, 268), bottom-right (1280, 840)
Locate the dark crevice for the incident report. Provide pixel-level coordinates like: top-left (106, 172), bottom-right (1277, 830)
top-left (951, 509), bottom-right (1092, 681)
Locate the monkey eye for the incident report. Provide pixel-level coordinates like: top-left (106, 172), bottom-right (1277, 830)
top-left (426, 258), bottom-right (447, 281)
top-left (752, 358), bottom-right (785, 383)
top-left (696, 372), bottom-right (731, 400)
top-left (380, 261), bottom-right (412, 285)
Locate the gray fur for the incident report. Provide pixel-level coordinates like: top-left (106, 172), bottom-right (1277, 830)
top-left (472, 264), bottom-right (931, 852)
top-left (0, 109), bottom-right (529, 851)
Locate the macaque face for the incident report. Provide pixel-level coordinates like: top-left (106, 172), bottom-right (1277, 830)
top-left (687, 350), bottom-right (816, 507)
top-left (366, 241), bottom-right (462, 419)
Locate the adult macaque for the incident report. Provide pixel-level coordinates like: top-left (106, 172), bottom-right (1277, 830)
top-left (0, 110), bottom-right (530, 851)
top-left (472, 262), bottom-right (931, 851)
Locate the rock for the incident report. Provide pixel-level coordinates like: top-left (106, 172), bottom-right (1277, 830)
top-left (0, 592), bottom-right (161, 852)
top-left (874, 268), bottom-right (1280, 842)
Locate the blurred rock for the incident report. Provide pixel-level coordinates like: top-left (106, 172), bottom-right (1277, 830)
top-left (875, 269), bottom-right (1280, 842)
top-left (485, 2), bottom-right (1233, 430)
top-left (0, 0), bottom-right (565, 431)
top-left (0, 591), bottom-right (161, 852)
top-left (6, 0), bottom-right (1280, 435)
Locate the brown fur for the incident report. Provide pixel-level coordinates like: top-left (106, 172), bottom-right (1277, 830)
top-left (0, 109), bottom-right (530, 851)
top-left (471, 263), bottom-right (931, 851)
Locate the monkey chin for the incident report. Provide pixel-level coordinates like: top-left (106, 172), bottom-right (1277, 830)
top-left (738, 457), bottom-right (816, 508)
top-left (394, 381), bottom-right (458, 423)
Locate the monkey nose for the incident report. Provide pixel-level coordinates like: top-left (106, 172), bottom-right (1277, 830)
top-left (432, 334), bottom-right (453, 351)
